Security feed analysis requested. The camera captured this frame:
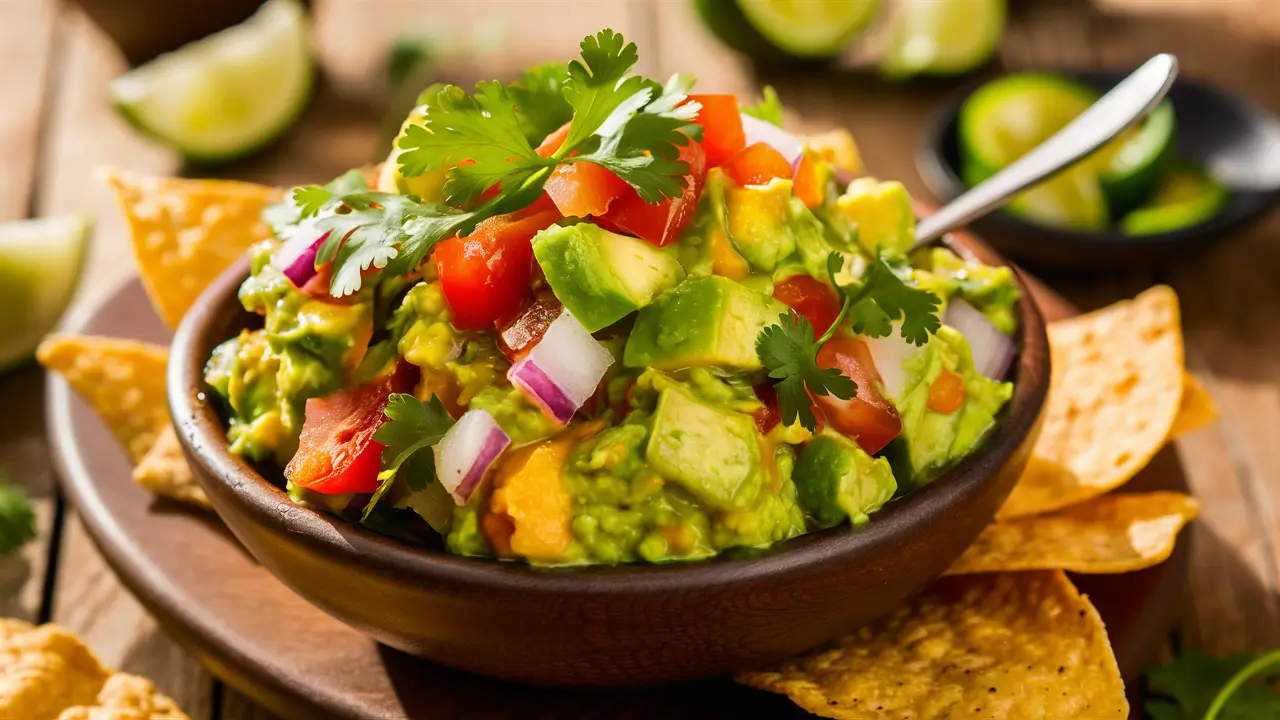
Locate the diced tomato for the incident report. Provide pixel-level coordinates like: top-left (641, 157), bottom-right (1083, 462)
top-left (285, 362), bottom-right (419, 495)
top-left (595, 140), bottom-right (707, 247)
top-left (535, 122), bottom-right (572, 157)
top-left (497, 290), bottom-right (563, 362)
top-left (753, 384), bottom-right (783, 436)
top-left (793, 150), bottom-right (826, 208)
top-left (687, 94), bottom-right (745, 167)
top-left (544, 162), bottom-right (631, 218)
top-left (773, 275), bottom-right (842, 339)
top-left (434, 197), bottom-right (562, 331)
top-left (810, 338), bottom-right (902, 455)
top-left (927, 368), bottom-right (967, 414)
top-left (722, 142), bottom-right (793, 187)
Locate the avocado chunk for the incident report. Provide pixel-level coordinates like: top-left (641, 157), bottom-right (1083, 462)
top-left (893, 326), bottom-right (1013, 487)
top-left (724, 176), bottom-right (797, 271)
top-left (646, 388), bottom-right (762, 510)
top-left (794, 432), bottom-right (897, 529)
top-left (836, 178), bottom-right (916, 255)
top-left (532, 223), bottom-right (685, 332)
top-left (623, 275), bottom-right (786, 371)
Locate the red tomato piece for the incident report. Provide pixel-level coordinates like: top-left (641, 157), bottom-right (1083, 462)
top-left (434, 199), bottom-right (562, 331)
top-left (927, 368), bottom-right (967, 414)
top-left (687, 94), bottom-right (745, 167)
top-left (535, 122), bottom-right (571, 158)
top-left (723, 142), bottom-right (794, 187)
top-left (793, 150), bottom-right (826, 208)
top-left (753, 383), bottom-right (782, 436)
top-left (595, 140), bottom-right (708, 247)
top-left (497, 290), bottom-right (563, 362)
top-left (773, 275), bottom-right (842, 339)
top-left (285, 362), bottom-right (419, 495)
top-left (810, 338), bottom-right (902, 455)
top-left (544, 162), bottom-right (631, 218)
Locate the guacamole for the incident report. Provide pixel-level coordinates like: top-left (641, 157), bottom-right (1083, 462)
top-left (205, 37), bottom-right (1020, 566)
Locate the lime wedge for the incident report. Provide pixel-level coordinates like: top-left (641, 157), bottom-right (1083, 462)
top-left (881, 0), bottom-right (1006, 78)
top-left (109, 0), bottom-right (313, 162)
top-left (1100, 101), bottom-right (1176, 216)
top-left (1121, 163), bottom-right (1229, 235)
top-left (735, 0), bottom-right (882, 58)
top-left (1007, 166), bottom-right (1110, 231)
top-left (0, 215), bottom-right (91, 372)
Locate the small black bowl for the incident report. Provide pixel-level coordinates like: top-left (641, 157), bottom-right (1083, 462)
top-left (918, 69), bottom-right (1280, 269)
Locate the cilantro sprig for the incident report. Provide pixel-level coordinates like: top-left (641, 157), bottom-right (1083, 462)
top-left (280, 29), bottom-right (701, 299)
top-left (1146, 649), bottom-right (1280, 720)
top-left (756, 250), bottom-right (942, 432)
top-left (361, 393), bottom-right (454, 522)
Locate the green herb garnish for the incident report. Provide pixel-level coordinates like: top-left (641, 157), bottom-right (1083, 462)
top-left (287, 29), bottom-right (701, 299)
top-left (360, 393), bottom-right (454, 522)
top-left (1146, 649), bottom-right (1280, 720)
top-left (0, 477), bottom-right (36, 556)
top-left (742, 85), bottom-right (784, 127)
top-left (756, 250), bottom-right (941, 432)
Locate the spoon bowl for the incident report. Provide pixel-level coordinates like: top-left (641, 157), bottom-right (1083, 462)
top-left (918, 70), bottom-right (1280, 268)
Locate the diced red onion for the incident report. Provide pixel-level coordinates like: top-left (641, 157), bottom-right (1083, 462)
top-left (272, 221), bottom-right (329, 288)
top-left (507, 308), bottom-right (615, 425)
top-left (434, 409), bottom-right (511, 505)
top-left (945, 298), bottom-right (1016, 380)
top-left (864, 328), bottom-right (918, 403)
top-left (740, 113), bottom-right (805, 172)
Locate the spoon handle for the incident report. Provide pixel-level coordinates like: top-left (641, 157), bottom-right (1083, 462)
top-left (913, 53), bottom-right (1179, 247)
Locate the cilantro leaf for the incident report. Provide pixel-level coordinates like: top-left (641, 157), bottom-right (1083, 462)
top-left (560, 29), bottom-right (642, 150)
top-left (756, 312), bottom-right (855, 432)
top-left (509, 62), bottom-right (574, 144)
top-left (1146, 649), bottom-right (1280, 720)
top-left (264, 170), bottom-right (370, 234)
top-left (361, 394), bottom-right (454, 522)
top-left (844, 252), bottom-right (942, 345)
top-left (742, 86), bottom-right (784, 127)
top-left (0, 476), bottom-right (35, 556)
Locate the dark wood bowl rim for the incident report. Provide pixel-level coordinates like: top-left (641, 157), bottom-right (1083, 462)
top-left (168, 235), bottom-right (1050, 596)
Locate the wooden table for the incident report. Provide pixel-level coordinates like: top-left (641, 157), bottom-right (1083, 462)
top-left (1, 0), bottom-right (1277, 717)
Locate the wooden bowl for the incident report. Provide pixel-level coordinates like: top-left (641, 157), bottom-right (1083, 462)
top-left (168, 234), bottom-right (1050, 687)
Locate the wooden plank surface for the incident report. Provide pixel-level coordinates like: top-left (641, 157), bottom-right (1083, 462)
top-left (0, 0), bottom-right (1277, 718)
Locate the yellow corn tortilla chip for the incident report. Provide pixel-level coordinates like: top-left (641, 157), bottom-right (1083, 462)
top-left (1169, 372), bottom-right (1218, 440)
top-left (37, 336), bottom-right (169, 463)
top-left (947, 492), bottom-right (1199, 575)
top-left (133, 426), bottom-right (210, 509)
top-left (0, 619), bottom-right (111, 719)
top-left (999, 286), bottom-right (1184, 519)
top-left (738, 571), bottom-right (1126, 719)
top-left (57, 673), bottom-right (189, 720)
top-left (102, 168), bottom-right (280, 328)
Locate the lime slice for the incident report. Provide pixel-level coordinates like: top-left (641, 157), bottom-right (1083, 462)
top-left (108, 0), bottom-right (313, 162)
top-left (734, 0), bottom-right (882, 59)
top-left (881, 0), bottom-right (1006, 78)
top-left (1007, 165), bottom-right (1110, 231)
top-left (1121, 162), bottom-right (1229, 235)
top-left (1100, 101), bottom-right (1176, 216)
top-left (0, 215), bottom-right (91, 372)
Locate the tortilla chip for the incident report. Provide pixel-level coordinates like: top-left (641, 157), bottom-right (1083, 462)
top-left (133, 426), bottom-right (210, 509)
top-left (0, 619), bottom-right (111, 719)
top-left (738, 571), bottom-right (1126, 719)
top-left (999, 286), bottom-right (1184, 519)
top-left (102, 168), bottom-right (280, 328)
top-left (57, 673), bottom-right (189, 720)
top-left (947, 492), bottom-right (1199, 575)
top-left (1169, 372), bottom-right (1218, 440)
top-left (37, 336), bottom-right (169, 463)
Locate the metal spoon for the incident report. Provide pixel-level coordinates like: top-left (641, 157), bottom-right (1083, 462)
top-left (913, 53), bottom-right (1179, 248)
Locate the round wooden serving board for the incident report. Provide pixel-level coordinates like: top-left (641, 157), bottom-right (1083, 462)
top-left (47, 274), bottom-right (1189, 720)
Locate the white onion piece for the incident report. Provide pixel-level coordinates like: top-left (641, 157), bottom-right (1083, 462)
top-left (434, 409), bottom-right (511, 505)
top-left (864, 326), bottom-right (918, 403)
top-left (945, 298), bottom-right (1016, 380)
top-left (406, 480), bottom-right (455, 534)
top-left (507, 309), bottom-right (614, 424)
top-left (739, 113), bottom-right (805, 172)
